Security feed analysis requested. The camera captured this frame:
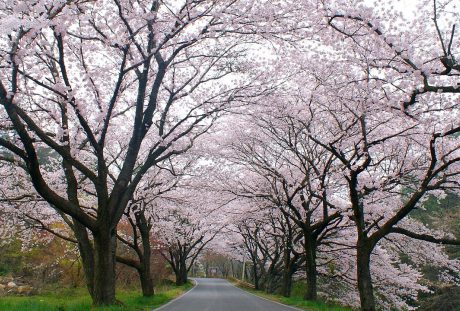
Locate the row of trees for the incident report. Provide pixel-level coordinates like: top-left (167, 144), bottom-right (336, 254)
top-left (215, 1), bottom-right (460, 309)
top-left (219, 104), bottom-right (460, 309)
top-left (0, 149), bottom-right (226, 293)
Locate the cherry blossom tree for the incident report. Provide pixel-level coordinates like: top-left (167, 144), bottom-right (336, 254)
top-left (115, 154), bottom-right (197, 296)
top-left (234, 206), bottom-right (304, 295)
top-left (156, 191), bottom-right (226, 286)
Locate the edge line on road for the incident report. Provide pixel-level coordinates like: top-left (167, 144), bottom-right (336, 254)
top-left (228, 280), bottom-right (304, 311)
top-left (152, 278), bottom-right (199, 311)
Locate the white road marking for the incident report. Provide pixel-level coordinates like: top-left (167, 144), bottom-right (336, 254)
top-left (228, 281), bottom-right (305, 311)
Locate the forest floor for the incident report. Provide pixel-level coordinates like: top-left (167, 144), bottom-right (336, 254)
top-left (0, 282), bottom-right (193, 311)
top-left (230, 278), bottom-right (354, 311)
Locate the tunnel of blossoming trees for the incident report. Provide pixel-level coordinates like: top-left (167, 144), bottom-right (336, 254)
top-left (0, 1), bottom-right (460, 310)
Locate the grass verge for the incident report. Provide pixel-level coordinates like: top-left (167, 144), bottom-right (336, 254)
top-left (0, 282), bottom-right (193, 311)
top-left (230, 278), bottom-right (353, 311)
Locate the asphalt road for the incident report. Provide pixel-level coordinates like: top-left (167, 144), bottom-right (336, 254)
top-left (154, 278), bottom-right (300, 311)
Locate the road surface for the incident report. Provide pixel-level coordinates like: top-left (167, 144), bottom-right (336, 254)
top-left (155, 278), bottom-right (300, 311)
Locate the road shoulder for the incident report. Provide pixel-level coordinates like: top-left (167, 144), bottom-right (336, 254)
top-left (228, 279), bottom-right (304, 311)
top-left (228, 278), bottom-right (353, 311)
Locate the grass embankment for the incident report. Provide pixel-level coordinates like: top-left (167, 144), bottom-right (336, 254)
top-left (231, 278), bottom-right (353, 311)
top-left (0, 282), bottom-right (193, 311)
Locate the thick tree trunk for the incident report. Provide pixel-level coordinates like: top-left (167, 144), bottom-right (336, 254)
top-left (73, 221), bottom-right (95, 299)
top-left (62, 157), bottom-right (97, 299)
top-left (357, 245), bottom-right (376, 311)
top-left (175, 258), bottom-right (188, 286)
top-left (264, 259), bottom-right (279, 294)
top-left (116, 256), bottom-right (154, 297)
top-left (139, 215), bottom-right (154, 297)
top-left (264, 274), bottom-right (273, 294)
top-left (231, 260), bottom-right (238, 278)
top-left (139, 268), bottom-right (154, 297)
top-left (252, 263), bottom-right (260, 290)
top-left (139, 256), bottom-right (154, 297)
top-left (175, 270), bottom-right (187, 286)
top-left (281, 267), bottom-right (293, 297)
top-left (92, 229), bottom-right (117, 306)
top-left (281, 248), bottom-right (297, 297)
top-left (176, 274), bottom-right (187, 286)
top-left (303, 236), bottom-right (317, 301)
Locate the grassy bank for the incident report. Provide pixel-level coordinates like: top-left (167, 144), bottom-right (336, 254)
top-left (231, 279), bottom-right (354, 311)
top-left (0, 282), bottom-right (193, 311)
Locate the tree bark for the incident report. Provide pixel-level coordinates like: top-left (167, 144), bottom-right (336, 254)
top-left (139, 268), bottom-right (154, 297)
top-left (356, 243), bottom-right (376, 311)
top-left (252, 261), bottom-right (260, 290)
top-left (73, 221), bottom-right (95, 299)
top-left (281, 256), bottom-right (297, 297)
top-left (138, 252), bottom-right (154, 296)
top-left (92, 229), bottom-right (117, 305)
top-left (175, 258), bottom-right (188, 286)
top-left (281, 246), bottom-right (299, 297)
top-left (281, 271), bottom-right (292, 297)
top-left (115, 255), bottom-right (154, 297)
top-left (138, 211), bottom-right (154, 297)
top-left (303, 236), bottom-right (317, 301)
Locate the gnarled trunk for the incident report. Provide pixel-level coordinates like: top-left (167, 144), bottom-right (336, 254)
top-left (138, 212), bottom-right (154, 297)
top-left (252, 261), bottom-right (260, 290)
top-left (139, 251), bottom-right (154, 297)
top-left (73, 221), bottom-right (95, 299)
top-left (281, 246), bottom-right (299, 297)
top-left (281, 256), bottom-right (297, 297)
top-left (92, 229), bottom-right (117, 306)
top-left (357, 244), bottom-right (376, 311)
top-left (281, 271), bottom-right (292, 297)
top-left (175, 258), bottom-right (188, 286)
top-left (303, 236), bottom-right (317, 301)
top-left (139, 268), bottom-right (154, 297)
top-left (116, 256), bottom-right (154, 297)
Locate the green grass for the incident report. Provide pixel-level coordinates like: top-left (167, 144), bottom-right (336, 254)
top-left (232, 280), bottom-right (353, 311)
top-left (0, 283), bottom-right (193, 311)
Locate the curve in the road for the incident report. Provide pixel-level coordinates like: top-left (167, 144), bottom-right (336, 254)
top-left (154, 278), bottom-right (301, 311)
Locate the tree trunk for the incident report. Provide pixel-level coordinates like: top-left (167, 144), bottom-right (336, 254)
top-left (264, 260), bottom-right (278, 294)
top-left (175, 258), bottom-right (188, 286)
top-left (175, 271), bottom-right (187, 286)
top-left (116, 256), bottom-right (154, 297)
top-left (92, 229), bottom-right (117, 306)
top-left (231, 260), bottom-right (237, 278)
top-left (357, 244), bottom-right (376, 311)
top-left (281, 267), bottom-right (293, 297)
top-left (139, 268), bottom-right (154, 297)
top-left (303, 236), bottom-right (317, 301)
top-left (252, 262), bottom-right (260, 290)
top-left (73, 221), bottom-right (95, 299)
top-left (281, 248), bottom-right (297, 297)
top-left (139, 215), bottom-right (154, 297)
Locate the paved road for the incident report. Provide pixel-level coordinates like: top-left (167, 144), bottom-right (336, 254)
top-left (154, 278), bottom-right (299, 311)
